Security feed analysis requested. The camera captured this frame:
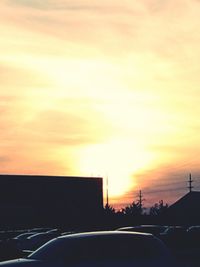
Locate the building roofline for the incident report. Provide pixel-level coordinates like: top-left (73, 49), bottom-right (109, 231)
top-left (0, 174), bottom-right (103, 182)
top-left (169, 190), bottom-right (200, 209)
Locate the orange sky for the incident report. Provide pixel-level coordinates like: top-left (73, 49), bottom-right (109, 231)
top-left (1, 0), bottom-right (200, 208)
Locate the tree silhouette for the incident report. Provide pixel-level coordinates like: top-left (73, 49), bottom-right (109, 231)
top-left (121, 201), bottom-right (143, 216)
top-left (149, 200), bottom-right (168, 216)
top-left (104, 203), bottom-right (116, 215)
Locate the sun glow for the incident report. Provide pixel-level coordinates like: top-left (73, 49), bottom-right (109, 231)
top-left (79, 139), bottom-right (153, 198)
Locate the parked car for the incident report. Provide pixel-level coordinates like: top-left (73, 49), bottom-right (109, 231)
top-left (160, 226), bottom-right (188, 250)
top-left (11, 232), bottom-right (38, 251)
top-left (29, 228), bottom-right (53, 233)
top-left (162, 226), bottom-right (187, 237)
top-left (13, 232), bottom-right (37, 242)
top-left (186, 225), bottom-right (200, 249)
top-left (0, 231), bottom-right (176, 267)
top-left (20, 232), bottom-right (60, 251)
top-left (187, 225), bottom-right (200, 234)
top-left (116, 225), bottom-right (167, 237)
top-left (0, 231), bottom-right (22, 241)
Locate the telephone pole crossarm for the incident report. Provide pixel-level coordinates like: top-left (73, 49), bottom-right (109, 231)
top-left (188, 173), bottom-right (193, 193)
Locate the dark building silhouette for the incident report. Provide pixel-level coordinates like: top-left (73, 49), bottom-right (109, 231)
top-left (165, 191), bottom-right (200, 225)
top-left (0, 174), bottom-right (103, 229)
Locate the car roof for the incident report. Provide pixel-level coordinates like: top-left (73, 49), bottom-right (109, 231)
top-left (58, 230), bottom-right (153, 240)
top-left (118, 225), bottom-right (165, 229)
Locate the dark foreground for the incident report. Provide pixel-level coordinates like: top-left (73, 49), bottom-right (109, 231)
top-left (0, 225), bottom-right (200, 267)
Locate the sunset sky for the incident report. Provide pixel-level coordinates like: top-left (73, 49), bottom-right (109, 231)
top-left (1, 0), bottom-right (200, 208)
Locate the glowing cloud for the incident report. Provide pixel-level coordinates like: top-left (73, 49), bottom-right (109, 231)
top-left (1, 0), bottom-right (200, 207)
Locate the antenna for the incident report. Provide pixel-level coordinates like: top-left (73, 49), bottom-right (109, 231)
top-left (188, 173), bottom-right (193, 193)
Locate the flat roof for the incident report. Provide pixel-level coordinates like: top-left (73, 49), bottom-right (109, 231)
top-left (0, 174), bottom-right (102, 182)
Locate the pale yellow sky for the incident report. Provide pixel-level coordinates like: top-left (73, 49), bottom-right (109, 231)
top-left (1, 0), bottom-right (200, 208)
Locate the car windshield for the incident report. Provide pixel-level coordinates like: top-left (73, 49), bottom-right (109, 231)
top-left (28, 238), bottom-right (67, 261)
top-left (28, 234), bottom-right (168, 264)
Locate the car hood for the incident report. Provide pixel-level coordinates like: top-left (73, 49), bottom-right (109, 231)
top-left (0, 258), bottom-right (57, 267)
top-left (0, 258), bottom-right (179, 267)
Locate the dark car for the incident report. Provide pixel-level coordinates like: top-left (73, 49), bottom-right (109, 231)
top-left (160, 226), bottom-right (188, 250)
top-left (162, 226), bottom-right (187, 237)
top-left (116, 225), bottom-right (167, 237)
top-left (20, 232), bottom-right (60, 251)
top-left (10, 232), bottom-right (38, 254)
top-left (0, 231), bottom-right (176, 267)
top-left (186, 225), bottom-right (200, 249)
top-left (13, 233), bottom-right (37, 241)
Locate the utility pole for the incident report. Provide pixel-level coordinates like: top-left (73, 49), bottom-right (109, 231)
top-left (139, 190), bottom-right (142, 209)
top-left (188, 173), bottom-right (193, 193)
top-left (106, 176), bottom-right (109, 207)
top-left (137, 190), bottom-right (145, 213)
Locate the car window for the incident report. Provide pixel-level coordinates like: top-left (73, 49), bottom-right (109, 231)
top-left (28, 238), bottom-right (68, 261)
top-left (63, 235), bottom-right (167, 264)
